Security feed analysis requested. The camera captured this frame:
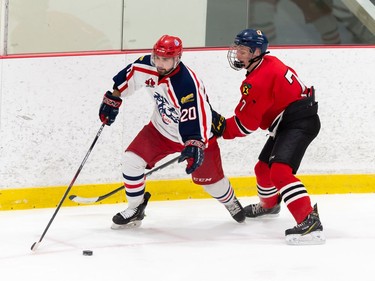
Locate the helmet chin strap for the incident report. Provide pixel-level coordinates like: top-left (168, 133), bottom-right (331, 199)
top-left (233, 60), bottom-right (245, 69)
top-left (245, 51), bottom-right (270, 69)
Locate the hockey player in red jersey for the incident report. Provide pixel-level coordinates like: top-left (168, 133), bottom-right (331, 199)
top-left (212, 29), bottom-right (325, 245)
top-left (98, 35), bottom-right (245, 229)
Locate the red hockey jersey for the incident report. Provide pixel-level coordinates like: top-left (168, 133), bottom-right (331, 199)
top-left (223, 55), bottom-right (308, 139)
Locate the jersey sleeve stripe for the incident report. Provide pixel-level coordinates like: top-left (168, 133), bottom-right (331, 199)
top-left (117, 63), bottom-right (158, 93)
top-left (166, 80), bottom-right (180, 108)
top-left (235, 116), bottom-right (253, 135)
top-left (132, 65), bottom-right (158, 76)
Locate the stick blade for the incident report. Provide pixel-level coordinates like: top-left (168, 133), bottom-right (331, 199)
top-left (31, 241), bottom-right (40, 251)
top-left (69, 194), bottom-right (98, 204)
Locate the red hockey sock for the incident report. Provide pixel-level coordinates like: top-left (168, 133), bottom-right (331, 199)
top-left (270, 163), bottom-right (313, 223)
top-left (254, 161), bottom-right (279, 208)
top-left (285, 197), bottom-right (313, 224)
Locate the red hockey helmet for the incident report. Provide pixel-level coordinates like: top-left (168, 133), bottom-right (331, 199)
top-left (153, 35), bottom-right (183, 58)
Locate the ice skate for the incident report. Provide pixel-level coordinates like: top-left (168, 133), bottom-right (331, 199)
top-left (285, 204), bottom-right (326, 245)
top-left (225, 197), bottom-right (246, 223)
top-left (244, 202), bottom-right (280, 218)
top-left (111, 192), bottom-right (151, 229)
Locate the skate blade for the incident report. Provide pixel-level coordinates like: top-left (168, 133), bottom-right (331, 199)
top-left (111, 220), bottom-right (143, 230)
top-left (285, 231), bottom-right (326, 245)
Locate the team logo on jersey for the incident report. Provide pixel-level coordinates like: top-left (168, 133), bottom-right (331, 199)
top-left (242, 83), bottom-right (252, 95)
top-left (145, 78), bottom-right (156, 88)
top-left (181, 93), bottom-right (194, 104)
top-left (154, 92), bottom-right (179, 125)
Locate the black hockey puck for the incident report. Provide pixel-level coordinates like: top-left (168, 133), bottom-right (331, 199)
top-left (82, 250), bottom-right (93, 256)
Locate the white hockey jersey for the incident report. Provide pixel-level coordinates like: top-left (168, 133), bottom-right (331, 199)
top-left (112, 55), bottom-right (212, 146)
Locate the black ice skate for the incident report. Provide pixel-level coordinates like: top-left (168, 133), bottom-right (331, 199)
top-left (244, 202), bottom-right (281, 218)
top-left (225, 197), bottom-right (246, 223)
top-left (111, 192), bottom-right (151, 230)
top-left (285, 203), bottom-right (326, 245)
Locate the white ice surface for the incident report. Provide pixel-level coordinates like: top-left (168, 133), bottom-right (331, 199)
top-left (1, 194), bottom-right (374, 281)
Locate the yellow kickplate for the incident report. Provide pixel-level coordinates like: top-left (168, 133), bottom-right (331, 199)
top-left (1, 174), bottom-right (374, 210)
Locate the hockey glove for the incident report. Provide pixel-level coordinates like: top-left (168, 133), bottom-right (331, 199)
top-left (178, 140), bottom-right (205, 174)
top-left (211, 110), bottom-right (226, 137)
top-left (99, 91), bottom-right (122, 126)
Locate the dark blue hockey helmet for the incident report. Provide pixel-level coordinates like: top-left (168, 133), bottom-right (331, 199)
top-left (234, 29), bottom-right (269, 54)
top-left (227, 29), bottom-right (269, 70)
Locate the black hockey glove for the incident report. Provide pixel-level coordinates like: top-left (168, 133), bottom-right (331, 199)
top-left (178, 140), bottom-right (205, 174)
top-left (211, 109), bottom-right (226, 137)
top-left (99, 91), bottom-right (122, 126)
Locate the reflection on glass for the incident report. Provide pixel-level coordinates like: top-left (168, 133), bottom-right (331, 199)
top-left (4, 0), bottom-right (375, 54)
top-left (8, 0), bottom-right (112, 54)
top-left (247, 0), bottom-right (375, 45)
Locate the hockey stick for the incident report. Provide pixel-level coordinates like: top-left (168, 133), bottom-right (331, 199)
top-left (69, 155), bottom-right (180, 204)
top-left (31, 123), bottom-right (105, 251)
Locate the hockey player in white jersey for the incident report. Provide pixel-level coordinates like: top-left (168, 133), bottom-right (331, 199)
top-left (98, 35), bottom-right (245, 229)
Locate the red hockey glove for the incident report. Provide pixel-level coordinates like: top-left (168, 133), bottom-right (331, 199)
top-left (178, 140), bottom-right (205, 174)
top-left (211, 109), bottom-right (226, 137)
top-left (99, 91), bottom-right (122, 126)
